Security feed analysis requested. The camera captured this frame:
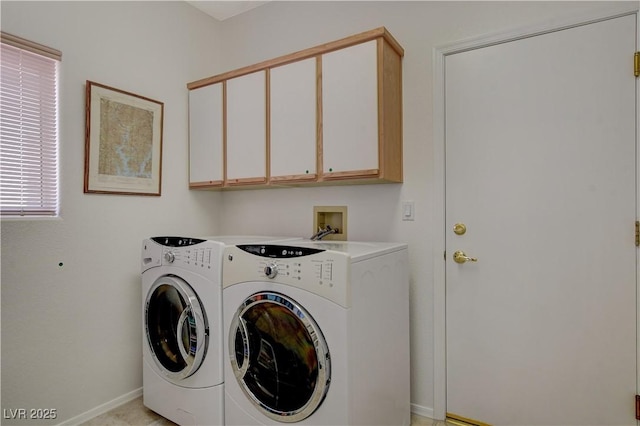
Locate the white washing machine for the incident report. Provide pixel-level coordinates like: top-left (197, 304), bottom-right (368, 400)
top-left (222, 240), bottom-right (410, 425)
top-left (141, 236), bottom-right (298, 426)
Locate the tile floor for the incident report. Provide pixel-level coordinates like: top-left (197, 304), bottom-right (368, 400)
top-left (80, 397), bottom-right (175, 426)
top-left (81, 396), bottom-right (452, 425)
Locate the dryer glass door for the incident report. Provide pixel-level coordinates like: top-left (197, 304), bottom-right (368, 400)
top-left (145, 276), bottom-right (208, 382)
top-left (230, 291), bottom-right (330, 423)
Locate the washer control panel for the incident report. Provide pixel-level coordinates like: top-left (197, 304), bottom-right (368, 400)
top-left (224, 245), bottom-right (351, 308)
top-left (237, 244), bottom-right (324, 258)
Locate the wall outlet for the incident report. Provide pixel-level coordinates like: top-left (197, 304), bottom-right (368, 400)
top-left (313, 206), bottom-right (347, 241)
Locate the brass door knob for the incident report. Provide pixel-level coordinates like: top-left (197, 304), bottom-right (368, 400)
top-left (453, 250), bottom-right (478, 264)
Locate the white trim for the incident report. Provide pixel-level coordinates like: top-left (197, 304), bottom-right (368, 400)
top-left (636, 9), bottom-right (640, 416)
top-left (56, 388), bottom-right (142, 426)
top-left (436, 2), bottom-right (639, 57)
top-left (432, 38), bottom-right (447, 420)
top-left (432, 2), bottom-right (639, 421)
top-left (411, 403), bottom-right (435, 420)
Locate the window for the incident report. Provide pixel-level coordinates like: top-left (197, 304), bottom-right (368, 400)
top-left (1, 32), bottom-right (61, 217)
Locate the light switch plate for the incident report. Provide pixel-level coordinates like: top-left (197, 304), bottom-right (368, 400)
top-left (402, 201), bottom-right (415, 221)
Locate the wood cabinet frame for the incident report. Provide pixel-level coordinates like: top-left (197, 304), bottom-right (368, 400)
top-left (187, 27), bottom-right (404, 189)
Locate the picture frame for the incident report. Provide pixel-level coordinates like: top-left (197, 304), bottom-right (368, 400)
top-left (84, 80), bottom-right (164, 195)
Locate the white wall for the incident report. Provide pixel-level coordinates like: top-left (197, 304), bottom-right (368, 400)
top-left (0, 2), bottom-right (223, 424)
top-left (213, 0), bottom-right (632, 417)
top-left (1, 1), bottom-right (632, 425)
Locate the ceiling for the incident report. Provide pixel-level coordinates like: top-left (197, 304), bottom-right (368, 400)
top-left (185, 1), bottom-right (271, 21)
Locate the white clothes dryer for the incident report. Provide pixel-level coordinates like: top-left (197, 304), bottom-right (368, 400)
top-left (141, 236), bottom-right (298, 426)
top-left (222, 241), bottom-right (410, 425)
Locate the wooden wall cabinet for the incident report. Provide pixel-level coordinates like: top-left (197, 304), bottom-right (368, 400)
top-left (187, 27), bottom-right (403, 190)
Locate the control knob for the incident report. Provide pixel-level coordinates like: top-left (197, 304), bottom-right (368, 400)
top-left (164, 251), bottom-right (175, 263)
top-left (264, 263), bottom-right (278, 279)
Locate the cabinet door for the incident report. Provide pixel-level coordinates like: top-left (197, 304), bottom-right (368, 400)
top-left (270, 58), bottom-right (317, 182)
top-left (321, 40), bottom-right (379, 178)
top-left (188, 84), bottom-right (223, 186)
top-left (226, 71), bottom-right (267, 185)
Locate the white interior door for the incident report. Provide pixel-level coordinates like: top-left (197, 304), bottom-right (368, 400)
top-left (445, 14), bottom-right (637, 426)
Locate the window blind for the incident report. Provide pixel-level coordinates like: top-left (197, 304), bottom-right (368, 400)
top-left (1, 33), bottom-right (60, 217)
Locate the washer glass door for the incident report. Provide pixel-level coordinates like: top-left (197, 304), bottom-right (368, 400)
top-left (230, 291), bottom-right (331, 423)
top-left (145, 275), bottom-right (208, 382)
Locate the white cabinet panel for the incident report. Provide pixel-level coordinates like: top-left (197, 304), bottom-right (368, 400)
top-left (226, 71), bottom-right (266, 183)
top-left (270, 58), bottom-right (317, 181)
top-left (189, 83), bottom-right (223, 185)
top-left (322, 41), bottom-right (379, 175)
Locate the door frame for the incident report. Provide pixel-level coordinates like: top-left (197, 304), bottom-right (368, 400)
top-left (432, 3), bottom-right (640, 420)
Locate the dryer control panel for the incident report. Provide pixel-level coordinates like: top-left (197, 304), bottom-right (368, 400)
top-left (152, 236), bottom-right (206, 247)
top-left (223, 245), bottom-right (351, 308)
top-left (141, 237), bottom-right (223, 277)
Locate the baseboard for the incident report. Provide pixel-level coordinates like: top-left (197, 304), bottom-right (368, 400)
top-left (59, 390), bottom-right (430, 425)
top-left (411, 402), bottom-right (435, 420)
top-left (56, 387), bottom-right (143, 426)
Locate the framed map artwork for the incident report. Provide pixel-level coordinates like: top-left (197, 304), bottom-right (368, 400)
top-left (84, 81), bottom-right (164, 195)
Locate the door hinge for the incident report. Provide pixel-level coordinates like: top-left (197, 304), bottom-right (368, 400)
top-left (635, 221), bottom-right (639, 247)
top-left (635, 52), bottom-right (640, 78)
top-left (636, 395), bottom-right (640, 421)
